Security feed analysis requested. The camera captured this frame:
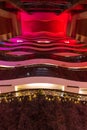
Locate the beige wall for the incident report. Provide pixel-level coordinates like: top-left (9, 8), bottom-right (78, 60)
top-left (0, 76), bottom-right (87, 93)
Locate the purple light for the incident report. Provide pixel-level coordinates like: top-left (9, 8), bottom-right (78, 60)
top-left (10, 38), bottom-right (24, 43)
top-left (17, 40), bottom-right (23, 43)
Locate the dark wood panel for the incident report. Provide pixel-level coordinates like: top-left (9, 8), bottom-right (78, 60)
top-left (76, 19), bottom-right (87, 36)
top-left (0, 16), bottom-right (13, 35)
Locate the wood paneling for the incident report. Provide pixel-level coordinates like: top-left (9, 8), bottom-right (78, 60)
top-left (0, 16), bottom-right (13, 35)
top-left (76, 19), bottom-right (87, 36)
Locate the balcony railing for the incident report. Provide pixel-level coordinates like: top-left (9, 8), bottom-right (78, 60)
top-left (0, 89), bottom-right (87, 103)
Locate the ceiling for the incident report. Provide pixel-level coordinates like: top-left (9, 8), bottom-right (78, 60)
top-left (0, 0), bottom-right (87, 14)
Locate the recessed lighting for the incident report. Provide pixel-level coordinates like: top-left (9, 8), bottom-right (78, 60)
top-left (37, 40), bottom-right (50, 43)
top-left (17, 40), bottom-right (23, 43)
top-left (64, 40), bottom-right (70, 43)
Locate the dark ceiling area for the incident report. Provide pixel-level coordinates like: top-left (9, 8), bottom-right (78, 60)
top-left (0, 0), bottom-right (87, 14)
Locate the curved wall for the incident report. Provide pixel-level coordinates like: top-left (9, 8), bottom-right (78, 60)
top-left (20, 12), bottom-right (70, 35)
top-left (0, 76), bottom-right (86, 93)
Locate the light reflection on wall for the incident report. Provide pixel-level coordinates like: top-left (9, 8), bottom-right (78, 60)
top-left (19, 11), bottom-right (71, 36)
top-left (15, 83), bottom-right (65, 91)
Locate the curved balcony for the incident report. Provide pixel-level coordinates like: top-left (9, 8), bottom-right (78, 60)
top-left (0, 64), bottom-right (87, 82)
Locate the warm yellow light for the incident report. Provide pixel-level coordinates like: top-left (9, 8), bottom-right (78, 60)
top-left (15, 83), bottom-right (65, 91)
top-left (79, 88), bottom-right (87, 94)
top-left (28, 83), bottom-right (55, 88)
top-left (37, 40), bottom-right (50, 43)
top-left (15, 86), bottom-right (18, 91)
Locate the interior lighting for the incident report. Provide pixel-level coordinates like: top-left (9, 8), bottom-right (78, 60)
top-left (64, 40), bottom-right (70, 43)
top-left (17, 40), bottom-right (23, 43)
top-left (37, 40), bottom-right (51, 43)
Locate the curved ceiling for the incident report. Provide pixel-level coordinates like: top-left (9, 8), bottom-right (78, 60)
top-left (0, 0), bottom-right (86, 14)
